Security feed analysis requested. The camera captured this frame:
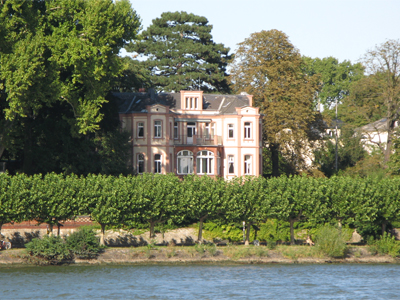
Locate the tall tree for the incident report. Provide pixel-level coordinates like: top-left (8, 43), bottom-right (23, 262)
top-left (181, 175), bottom-right (227, 242)
top-left (226, 176), bottom-right (269, 245)
top-left (111, 56), bottom-right (151, 92)
top-left (230, 30), bottom-right (320, 176)
top-left (0, 0), bottom-right (140, 172)
top-left (131, 11), bottom-right (232, 93)
top-left (302, 57), bottom-right (364, 111)
top-left (341, 39), bottom-right (400, 166)
top-left (313, 126), bottom-right (366, 177)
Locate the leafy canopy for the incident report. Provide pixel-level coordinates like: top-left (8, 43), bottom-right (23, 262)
top-left (230, 29), bottom-right (321, 175)
top-left (0, 0), bottom-right (141, 135)
top-left (131, 11), bottom-right (232, 93)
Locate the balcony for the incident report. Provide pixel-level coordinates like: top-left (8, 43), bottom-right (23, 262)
top-left (173, 134), bottom-right (222, 146)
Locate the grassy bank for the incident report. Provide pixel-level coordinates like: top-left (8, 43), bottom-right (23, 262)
top-left (1, 245), bottom-right (399, 266)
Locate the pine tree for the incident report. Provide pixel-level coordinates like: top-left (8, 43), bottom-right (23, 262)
top-left (131, 11), bottom-right (232, 93)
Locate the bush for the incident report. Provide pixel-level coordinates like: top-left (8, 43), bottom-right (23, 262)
top-left (315, 225), bottom-right (347, 258)
top-left (202, 222), bottom-right (243, 242)
top-left (266, 240), bottom-right (277, 250)
top-left (368, 233), bottom-right (400, 258)
top-left (257, 219), bottom-right (290, 243)
top-left (66, 227), bottom-right (105, 259)
top-left (25, 235), bottom-right (72, 265)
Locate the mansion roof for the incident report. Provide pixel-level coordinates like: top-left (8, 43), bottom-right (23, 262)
top-left (112, 90), bottom-right (251, 115)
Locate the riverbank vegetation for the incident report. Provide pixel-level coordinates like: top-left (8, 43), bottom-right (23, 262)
top-left (24, 227), bottom-right (105, 265)
top-left (3, 242), bottom-right (399, 266)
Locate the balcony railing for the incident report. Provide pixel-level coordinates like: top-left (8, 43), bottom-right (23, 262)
top-left (173, 134), bottom-right (222, 146)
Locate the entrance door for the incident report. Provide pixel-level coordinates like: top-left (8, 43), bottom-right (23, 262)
top-left (187, 122), bottom-right (196, 144)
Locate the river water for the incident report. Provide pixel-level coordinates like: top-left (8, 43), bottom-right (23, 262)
top-left (0, 263), bottom-right (399, 299)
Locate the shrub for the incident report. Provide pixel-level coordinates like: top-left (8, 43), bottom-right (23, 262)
top-left (66, 227), bottom-right (105, 259)
top-left (266, 240), bottom-right (277, 250)
top-left (368, 233), bottom-right (400, 258)
top-left (315, 225), bottom-right (347, 258)
top-left (25, 235), bottom-right (72, 265)
top-left (257, 219), bottom-right (290, 243)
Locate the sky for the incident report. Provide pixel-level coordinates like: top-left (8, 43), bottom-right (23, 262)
top-left (128, 0), bottom-right (400, 63)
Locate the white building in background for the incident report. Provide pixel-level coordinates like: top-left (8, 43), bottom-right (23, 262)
top-left (358, 118), bottom-right (399, 153)
top-left (114, 89), bottom-right (263, 178)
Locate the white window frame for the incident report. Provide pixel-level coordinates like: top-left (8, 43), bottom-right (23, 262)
top-left (137, 153), bottom-right (145, 174)
top-left (174, 122), bottom-right (178, 139)
top-left (205, 122), bottom-right (215, 139)
top-left (244, 155), bottom-right (252, 175)
top-left (137, 122), bottom-right (144, 138)
top-left (177, 150), bottom-right (194, 175)
top-left (196, 150), bottom-right (214, 175)
top-left (228, 155), bottom-right (235, 174)
top-left (228, 124), bottom-right (234, 139)
top-left (154, 154), bottom-right (162, 174)
top-left (154, 120), bottom-right (162, 138)
top-left (244, 122), bottom-right (251, 139)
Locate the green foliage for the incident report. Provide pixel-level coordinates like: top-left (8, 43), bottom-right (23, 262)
top-left (302, 56), bottom-right (364, 110)
top-left (314, 127), bottom-right (367, 177)
top-left (266, 240), bottom-right (277, 250)
top-left (230, 29), bottom-right (321, 175)
top-left (182, 175), bottom-right (227, 241)
top-left (2, 173), bottom-right (400, 247)
top-left (257, 219), bottom-right (290, 243)
top-left (131, 11), bottom-right (231, 93)
top-left (315, 225), bottom-right (347, 258)
top-left (368, 233), bottom-right (400, 258)
top-left (25, 235), bottom-right (72, 265)
top-left (111, 56), bottom-right (151, 92)
top-left (0, 0), bottom-right (140, 173)
top-left (202, 222), bottom-right (244, 243)
top-left (340, 40), bottom-right (400, 166)
top-left (66, 227), bottom-right (104, 259)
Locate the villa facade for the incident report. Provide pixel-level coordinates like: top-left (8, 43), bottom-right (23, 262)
top-left (114, 89), bottom-right (262, 179)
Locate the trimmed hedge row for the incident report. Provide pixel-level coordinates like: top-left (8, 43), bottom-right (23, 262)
top-left (1, 173), bottom-right (400, 244)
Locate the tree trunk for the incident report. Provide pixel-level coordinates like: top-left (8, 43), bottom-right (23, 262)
top-left (197, 215), bottom-right (208, 243)
top-left (245, 222), bottom-right (252, 246)
top-left (149, 221), bottom-right (155, 239)
top-left (383, 118), bottom-right (394, 166)
top-left (337, 218), bottom-right (343, 231)
top-left (289, 219), bottom-right (296, 245)
top-left (48, 223), bottom-right (54, 236)
top-left (270, 143), bottom-right (280, 177)
top-left (57, 224), bottom-right (61, 236)
top-left (100, 223), bottom-right (106, 246)
top-left (0, 144), bottom-right (4, 161)
top-left (382, 220), bottom-right (387, 236)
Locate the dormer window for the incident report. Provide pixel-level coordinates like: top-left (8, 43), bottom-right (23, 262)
top-left (180, 90), bottom-right (203, 110)
top-left (185, 97), bottom-right (198, 109)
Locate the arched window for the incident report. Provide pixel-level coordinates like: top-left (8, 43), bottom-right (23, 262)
top-left (196, 150), bottom-right (214, 175)
top-left (177, 150), bottom-right (193, 174)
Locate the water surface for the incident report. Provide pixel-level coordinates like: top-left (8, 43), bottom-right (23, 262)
top-left (0, 263), bottom-right (399, 299)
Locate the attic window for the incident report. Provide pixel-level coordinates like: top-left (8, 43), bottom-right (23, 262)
top-left (185, 97), bottom-right (198, 109)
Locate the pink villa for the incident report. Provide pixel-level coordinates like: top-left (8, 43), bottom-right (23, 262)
top-left (115, 89), bottom-right (262, 178)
